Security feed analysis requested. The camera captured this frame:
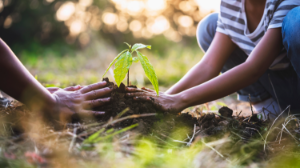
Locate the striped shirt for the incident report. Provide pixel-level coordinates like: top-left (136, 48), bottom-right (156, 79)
top-left (217, 0), bottom-right (300, 70)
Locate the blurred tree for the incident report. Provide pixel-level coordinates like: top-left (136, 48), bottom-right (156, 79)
top-left (0, 0), bottom-right (218, 55)
top-left (0, 0), bottom-right (69, 46)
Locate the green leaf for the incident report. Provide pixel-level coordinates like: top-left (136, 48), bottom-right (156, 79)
top-left (114, 51), bottom-right (132, 87)
top-left (136, 51), bottom-right (159, 95)
top-left (132, 57), bottom-right (139, 63)
top-left (131, 43), bottom-right (151, 52)
top-left (102, 49), bottom-right (128, 78)
top-left (124, 42), bottom-right (131, 48)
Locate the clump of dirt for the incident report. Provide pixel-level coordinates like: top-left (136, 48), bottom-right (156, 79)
top-left (196, 106), bottom-right (270, 140)
top-left (93, 78), bottom-right (197, 134)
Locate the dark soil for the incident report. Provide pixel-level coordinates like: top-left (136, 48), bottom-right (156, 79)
top-left (196, 106), bottom-right (270, 139)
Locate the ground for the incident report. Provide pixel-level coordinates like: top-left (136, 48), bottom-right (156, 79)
top-left (0, 80), bottom-right (300, 168)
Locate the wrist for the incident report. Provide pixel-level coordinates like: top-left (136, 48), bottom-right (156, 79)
top-left (174, 92), bottom-right (189, 111)
top-left (41, 94), bottom-right (57, 114)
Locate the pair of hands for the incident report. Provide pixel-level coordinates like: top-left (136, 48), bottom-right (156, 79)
top-left (47, 82), bottom-right (185, 123)
top-left (47, 81), bottom-right (112, 121)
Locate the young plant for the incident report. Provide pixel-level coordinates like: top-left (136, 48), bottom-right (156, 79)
top-left (102, 43), bottom-right (159, 95)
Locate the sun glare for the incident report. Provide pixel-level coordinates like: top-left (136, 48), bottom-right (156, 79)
top-left (79, 0), bottom-right (93, 7)
top-left (196, 0), bottom-right (220, 13)
top-left (56, 2), bottom-right (75, 21)
top-left (70, 20), bottom-right (85, 36)
top-left (178, 15), bottom-right (193, 28)
top-left (146, 0), bottom-right (166, 11)
top-left (149, 16), bottom-right (169, 35)
top-left (102, 12), bottom-right (119, 25)
top-left (127, 1), bottom-right (144, 13)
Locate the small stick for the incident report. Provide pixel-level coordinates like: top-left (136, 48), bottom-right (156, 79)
top-left (237, 111), bottom-right (243, 117)
top-left (127, 69), bottom-right (130, 86)
top-left (69, 127), bottom-right (78, 153)
top-left (201, 139), bottom-right (232, 163)
top-left (248, 94), bottom-right (254, 122)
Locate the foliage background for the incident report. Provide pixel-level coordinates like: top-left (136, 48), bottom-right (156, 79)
top-left (0, 0), bottom-right (221, 88)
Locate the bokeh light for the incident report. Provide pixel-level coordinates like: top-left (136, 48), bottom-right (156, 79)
top-left (178, 15), bottom-right (194, 28)
top-left (102, 12), bottom-right (119, 25)
top-left (56, 2), bottom-right (75, 21)
top-left (51, 0), bottom-right (220, 42)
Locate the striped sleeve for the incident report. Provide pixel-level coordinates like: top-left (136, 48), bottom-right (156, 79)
top-left (216, 12), bottom-right (229, 35)
top-left (268, 1), bottom-right (300, 29)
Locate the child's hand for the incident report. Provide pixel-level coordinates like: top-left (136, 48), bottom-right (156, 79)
top-left (126, 87), bottom-right (184, 114)
top-left (51, 81), bottom-right (112, 122)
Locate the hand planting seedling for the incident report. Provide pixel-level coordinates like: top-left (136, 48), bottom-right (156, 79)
top-left (102, 42), bottom-right (159, 95)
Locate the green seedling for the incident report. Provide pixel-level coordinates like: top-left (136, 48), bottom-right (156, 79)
top-left (102, 42), bottom-right (159, 95)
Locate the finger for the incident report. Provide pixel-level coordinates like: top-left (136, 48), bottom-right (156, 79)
top-left (141, 87), bottom-right (155, 93)
top-left (134, 96), bottom-right (163, 110)
top-left (80, 81), bottom-right (107, 93)
top-left (84, 98), bottom-right (111, 109)
top-left (84, 87), bottom-right (113, 100)
top-left (133, 96), bottom-right (152, 101)
top-left (80, 110), bottom-right (106, 117)
top-left (126, 87), bottom-right (144, 92)
top-left (64, 85), bottom-right (81, 91)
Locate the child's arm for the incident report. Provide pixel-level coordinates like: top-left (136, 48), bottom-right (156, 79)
top-left (166, 33), bottom-right (237, 94)
top-left (127, 29), bottom-right (282, 113)
top-left (0, 39), bottom-right (111, 121)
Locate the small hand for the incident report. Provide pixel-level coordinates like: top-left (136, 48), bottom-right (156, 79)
top-left (51, 81), bottom-right (112, 121)
top-left (126, 87), bottom-right (184, 114)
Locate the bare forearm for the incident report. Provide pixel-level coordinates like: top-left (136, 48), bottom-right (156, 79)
top-left (0, 39), bottom-right (55, 109)
top-left (177, 62), bottom-right (261, 108)
top-left (176, 29), bottom-right (282, 110)
top-left (166, 62), bottom-right (220, 94)
top-left (166, 33), bottom-right (237, 95)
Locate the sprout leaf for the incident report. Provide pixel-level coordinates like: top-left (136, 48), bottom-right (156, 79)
top-left (131, 43), bottom-right (151, 52)
top-left (136, 51), bottom-right (159, 95)
top-left (114, 51), bottom-right (132, 87)
top-left (102, 49), bottom-right (128, 78)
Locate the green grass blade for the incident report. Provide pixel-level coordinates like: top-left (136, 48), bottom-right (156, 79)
top-left (114, 51), bottom-right (132, 87)
top-left (102, 49), bottom-right (128, 78)
top-left (136, 51), bottom-right (159, 95)
top-left (94, 124), bottom-right (138, 142)
top-left (83, 128), bottom-right (105, 144)
top-left (131, 43), bottom-right (151, 52)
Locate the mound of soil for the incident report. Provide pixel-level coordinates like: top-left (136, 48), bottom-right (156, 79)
top-left (93, 78), bottom-right (197, 134)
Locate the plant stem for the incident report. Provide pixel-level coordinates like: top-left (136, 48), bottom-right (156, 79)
top-left (127, 69), bottom-right (130, 86)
